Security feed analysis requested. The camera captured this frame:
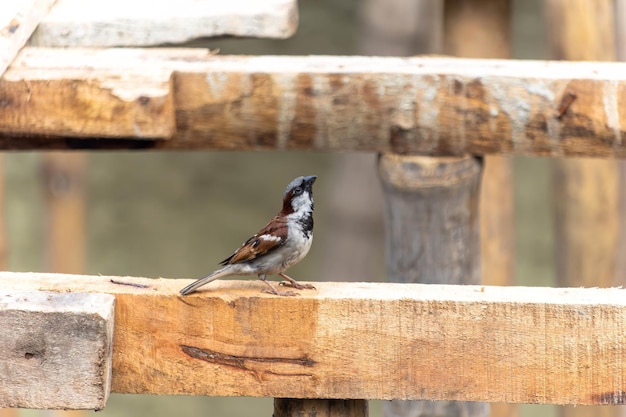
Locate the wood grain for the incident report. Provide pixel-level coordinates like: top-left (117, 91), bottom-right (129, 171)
top-left (0, 272), bottom-right (625, 405)
top-left (28, 0), bottom-right (297, 47)
top-left (0, 48), bottom-right (178, 139)
top-left (0, 0), bottom-right (57, 76)
top-left (3, 48), bottom-right (626, 155)
top-left (0, 290), bottom-right (114, 409)
top-left (378, 154), bottom-right (483, 285)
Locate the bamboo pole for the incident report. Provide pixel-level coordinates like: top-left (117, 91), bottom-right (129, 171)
top-left (545, 1), bottom-right (623, 417)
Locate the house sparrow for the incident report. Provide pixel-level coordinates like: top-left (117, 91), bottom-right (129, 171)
top-left (180, 175), bottom-right (317, 297)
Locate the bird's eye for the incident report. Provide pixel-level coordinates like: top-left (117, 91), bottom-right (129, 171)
top-left (294, 186), bottom-right (303, 195)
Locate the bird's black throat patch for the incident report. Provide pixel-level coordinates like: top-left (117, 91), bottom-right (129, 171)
top-left (298, 212), bottom-right (314, 238)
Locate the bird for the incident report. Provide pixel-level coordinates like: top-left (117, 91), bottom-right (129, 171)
top-left (180, 175), bottom-right (317, 297)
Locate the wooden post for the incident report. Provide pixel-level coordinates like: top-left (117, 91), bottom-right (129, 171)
top-left (545, 1), bottom-right (623, 417)
top-left (443, 0), bottom-right (515, 285)
top-left (42, 152), bottom-right (86, 274)
top-left (274, 399), bottom-right (368, 417)
top-left (443, 2), bottom-right (516, 416)
top-left (379, 154), bottom-right (487, 417)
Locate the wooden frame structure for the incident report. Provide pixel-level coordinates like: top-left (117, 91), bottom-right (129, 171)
top-left (2, 0), bottom-right (626, 415)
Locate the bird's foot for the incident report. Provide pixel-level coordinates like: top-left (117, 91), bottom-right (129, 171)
top-left (278, 281), bottom-right (316, 290)
top-left (259, 278), bottom-right (299, 296)
top-left (278, 273), bottom-right (316, 290)
top-left (261, 287), bottom-right (299, 297)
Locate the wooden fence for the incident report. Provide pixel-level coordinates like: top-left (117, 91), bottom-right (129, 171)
top-left (2, 1), bottom-right (626, 417)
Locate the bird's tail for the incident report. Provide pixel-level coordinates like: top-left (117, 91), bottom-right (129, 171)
top-left (179, 267), bottom-right (231, 295)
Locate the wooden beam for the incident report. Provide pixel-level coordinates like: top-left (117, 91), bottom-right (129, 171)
top-left (28, 0), bottom-right (298, 47)
top-left (1, 272), bottom-right (626, 405)
top-left (1, 48), bottom-right (178, 139)
top-left (0, 290), bottom-right (114, 410)
top-left (3, 48), bottom-right (626, 156)
top-left (0, 0), bottom-right (57, 76)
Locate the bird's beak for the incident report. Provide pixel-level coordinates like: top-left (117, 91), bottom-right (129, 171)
top-left (304, 176), bottom-right (317, 188)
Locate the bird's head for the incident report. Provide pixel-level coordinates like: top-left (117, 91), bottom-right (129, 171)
top-left (282, 175), bottom-right (316, 216)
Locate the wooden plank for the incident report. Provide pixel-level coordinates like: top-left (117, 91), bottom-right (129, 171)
top-left (0, 0), bottom-right (56, 77)
top-left (28, 0), bottom-right (298, 47)
top-left (4, 48), bottom-right (626, 155)
top-left (1, 272), bottom-right (626, 405)
top-left (0, 290), bottom-right (114, 410)
top-left (1, 48), bottom-right (179, 139)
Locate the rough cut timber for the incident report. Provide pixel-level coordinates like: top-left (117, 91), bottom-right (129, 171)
top-left (3, 48), bottom-right (626, 156)
top-left (0, 0), bottom-right (57, 76)
top-left (28, 0), bottom-right (298, 47)
top-left (0, 290), bottom-right (115, 410)
top-left (0, 48), bottom-right (181, 139)
top-left (1, 272), bottom-right (626, 406)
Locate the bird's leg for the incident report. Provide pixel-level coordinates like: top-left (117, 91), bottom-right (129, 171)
top-left (258, 274), bottom-right (298, 296)
top-left (278, 273), bottom-right (316, 290)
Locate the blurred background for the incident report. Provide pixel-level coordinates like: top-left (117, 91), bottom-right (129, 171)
top-left (4, 0), bottom-right (599, 416)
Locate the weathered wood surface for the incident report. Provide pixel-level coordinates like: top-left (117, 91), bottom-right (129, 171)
top-left (0, 0), bottom-right (57, 77)
top-left (3, 48), bottom-right (626, 156)
top-left (0, 48), bottom-right (180, 139)
top-left (378, 154), bottom-right (483, 285)
top-left (0, 290), bottom-right (114, 410)
top-left (28, 0), bottom-right (298, 47)
top-left (1, 272), bottom-right (626, 405)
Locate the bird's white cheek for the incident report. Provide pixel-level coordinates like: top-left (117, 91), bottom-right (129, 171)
top-left (291, 193), bottom-right (313, 213)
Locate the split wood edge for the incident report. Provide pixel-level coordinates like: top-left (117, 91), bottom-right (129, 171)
top-left (28, 0), bottom-right (298, 46)
top-left (0, 0), bottom-right (57, 76)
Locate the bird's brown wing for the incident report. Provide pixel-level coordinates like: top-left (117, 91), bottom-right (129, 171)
top-left (220, 215), bottom-right (288, 265)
